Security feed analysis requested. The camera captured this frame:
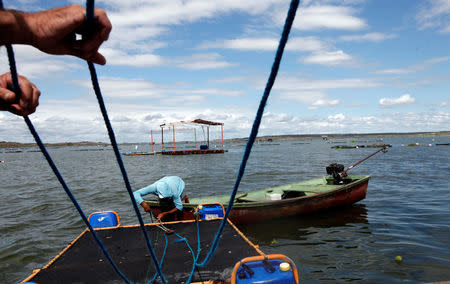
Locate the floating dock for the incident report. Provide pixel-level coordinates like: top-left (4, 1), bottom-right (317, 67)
top-left (151, 119), bottom-right (226, 156)
top-left (122, 149), bottom-right (226, 156)
top-left (159, 149), bottom-right (226, 155)
top-left (331, 144), bottom-right (392, 149)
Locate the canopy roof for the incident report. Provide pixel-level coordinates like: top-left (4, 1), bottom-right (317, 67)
top-left (160, 118), bottom-right (224, 127)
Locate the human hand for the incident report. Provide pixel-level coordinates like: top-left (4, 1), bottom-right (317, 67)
top-left (157, 213), bottom-right (165, 221)
top-left (24, 5), bottom-right (112, 65)
top-left (0, 72), bottom-right (40, 116)
top-left (141, 202), bottom-right (151, 212)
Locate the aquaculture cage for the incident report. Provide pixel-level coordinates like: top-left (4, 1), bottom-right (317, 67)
top-left (150, 119), bottom-right (225, 154)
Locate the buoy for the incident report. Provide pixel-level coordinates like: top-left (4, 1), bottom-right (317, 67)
top-left (395, 255), bottom-right (402, 263)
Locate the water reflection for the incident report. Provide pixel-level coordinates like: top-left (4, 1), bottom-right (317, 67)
top-left (240, 204), bottom-right (369, 245)
top-left (238, 204), bottom-right (375, 283)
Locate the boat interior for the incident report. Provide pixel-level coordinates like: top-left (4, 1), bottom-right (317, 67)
top-left (186, 176), bottom-right (369, 205)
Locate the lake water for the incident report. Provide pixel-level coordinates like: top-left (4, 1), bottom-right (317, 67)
top-left (1, 136), bottom-right (449, 283)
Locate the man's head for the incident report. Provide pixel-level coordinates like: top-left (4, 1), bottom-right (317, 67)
top-left (158, 196), bottom-right (175, 210)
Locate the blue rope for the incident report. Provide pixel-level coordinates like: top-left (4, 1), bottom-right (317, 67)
top-left (84, 1), bottom-right (166, 283)
top-left (197, 0), bottom-right (300, 267)
top-left (185, 213), bottom-right (202, 284)
top-left (0, 1), bottom-right (130, 282)
top-left (173, 232), bottom-right (197, 282)
top-left (146, 233), bottom-right (169, 284)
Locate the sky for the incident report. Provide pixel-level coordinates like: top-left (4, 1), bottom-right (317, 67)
top-left (1, 0), bottom-right (449, 143)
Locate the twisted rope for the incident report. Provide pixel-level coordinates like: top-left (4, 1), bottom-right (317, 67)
top-left (85, 1), bottom-right (166, 282)
top-left (197, 0), bottom-right (300, 267)
top-left (0, 1), bottom-right (130, 282)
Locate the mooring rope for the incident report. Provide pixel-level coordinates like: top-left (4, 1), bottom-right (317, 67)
top-left (197, 0), bottom-right (300, 267)
top-left (186, 213), bottom-right (202, 284)
top-left (85, 1), bottom-right (166, 283)
top-left (145, 233), bottom-right (169, 284)
top-left (0, 1), bottom-right (130, 282)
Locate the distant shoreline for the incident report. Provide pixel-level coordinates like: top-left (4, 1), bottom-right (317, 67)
top-left (1, 131), bottom-right (449, 148)
top-left (0, 141), bottom-right (109, 149)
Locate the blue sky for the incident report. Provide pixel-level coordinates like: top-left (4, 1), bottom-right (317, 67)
top-left (1, 0), bottom-right (449, 143)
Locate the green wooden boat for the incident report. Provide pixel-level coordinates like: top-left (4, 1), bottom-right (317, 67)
top-left (146, 175), bottom-right (371, 224)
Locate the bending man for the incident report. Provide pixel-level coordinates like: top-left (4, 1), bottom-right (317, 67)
top-left (133, 176), bottom-right (189, 221)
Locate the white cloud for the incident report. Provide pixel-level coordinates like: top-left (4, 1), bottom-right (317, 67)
top-left (100, 48), bottom-right (164, 67)
top-left (199, 36), bottom-right (327, 52)
top-left (73, 77), bottom-right (163, 98)
top-left (274, 77), bottom-right (381, 91)
top-left (0, 46), bottom-right (81, 78)
top-left (15, 60), bottom-right (81, 79)
top-left (2, 104), bottom-right (449, 142)
top-left (173, 88), bottom-right (244, 96)
top-left (273, 90), bottom-right (338, 110)
top-left (95, 1), bottom-right (366, 70)
top-left (0, 45), bottom-right (48, 60)
top-left (440, 101), bottom-right (450, 107)
top-left (162, 95), bottom-right (206, 106)
top-left (92, 1), bottom-right (290, 69)
top-left (339, 32), bottom-right (397, 42)
top-left (301, 50), bottom-right (354, 66)
top-left (293, 5), bottom-right (367, 31)
top-left (416, 0), bottom-right (450, 33)
top-left (200, 38), bottom-right (277, 51)
top-left (270, 76), bottom-right (380, 109)
top-left (379, 94), bottom-right (416, 108)
top-left (375, 57), bottom-right (450, 75)
top-left (107, 26), bottom-right (168, 50)
top-left (256, 111), bottom-right (450, 136)
top-left (208, 76), bottom-right (246, 83)
top-left (441, 26), bottom-right (450, 33)
top-left (328, 113), bottom-right (345, 121)
top-left (175, 53), bottom-right (238, 70)
top-left (309, 99), bottom-right (340, 109)
top-left (103, 0), bottom-right (285, 27)
top-left (278, 90), bottom-right (328, 104)
top-left (71, 77), bottom-right (243, 106)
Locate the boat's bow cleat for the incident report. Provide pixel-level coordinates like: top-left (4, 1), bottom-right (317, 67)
top-left (231, 254), bottom-right (299, 284)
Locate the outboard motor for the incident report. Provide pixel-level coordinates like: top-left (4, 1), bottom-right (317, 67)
top-left (326, 163), bottom-right (345, 184)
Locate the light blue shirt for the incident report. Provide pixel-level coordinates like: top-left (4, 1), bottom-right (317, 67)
top-left (133, 176), bottom-right (185, 211)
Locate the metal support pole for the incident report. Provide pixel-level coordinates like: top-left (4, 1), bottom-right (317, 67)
top-left (150, 130), bottom-right (154, 153)
top-left (173, 126), bottom-right (176, 151)
top-left (207, 126), bottom-right (210, 148)
top-left (221, 125), bottom-right (224, 150)
top-left (161, 126), bottom-right (164, 150)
